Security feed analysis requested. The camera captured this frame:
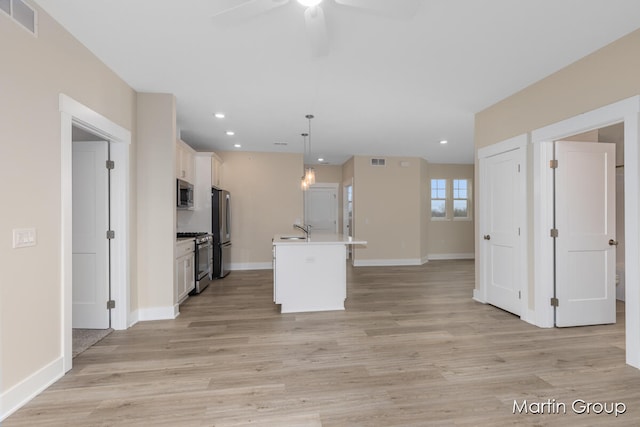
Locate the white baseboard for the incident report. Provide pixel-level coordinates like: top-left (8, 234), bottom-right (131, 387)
top-left (421, 255), bottom-right (429, 265)
top-left (472, 289), bottom-right (486, 303)
top-left (128, 309), bottom-right (140, 327)
top-left (137, 306), bottom-right (178, 321)
top-left (428, 253), bottom-right (475, 260)
top-left (230, 262), bottom-right (273, 271)
top-left (353, 258), bottom-right (422, 267)
top-left (1, 357), bottom-right (64, 421)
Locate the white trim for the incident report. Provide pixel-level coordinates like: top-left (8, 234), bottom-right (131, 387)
top-left (477, 133), bottom-right (526, 158)
top-left (472, 289), bottom-right (486, 303)
top-left (59, 94), bottom-right (131, 375)
top-left (532, 141), bottom-right (555, 328)
top-left (428, 253), bottom-right (475, 260)
top-left (306, 182), bottom-right (340, 233)
top-left (530, 95), bottom-right (640, 367)
top-left (137, 306), bottom-right (178, 322)
top-left (230, 262), bottom-right (273, 271)
top-left (0, 357), bottom-right (63, 421)
top-left (353, 258), bottom-right (422, 267)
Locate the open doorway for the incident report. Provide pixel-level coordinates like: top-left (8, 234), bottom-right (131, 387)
top-left (60, 94), bottom-right (131, 372)
top-left (561, 123), bottom-right (625, 305)
top-left (530, 96), bottom-right (640, 368)
top-left (71, 126), bottom-right (113, 357)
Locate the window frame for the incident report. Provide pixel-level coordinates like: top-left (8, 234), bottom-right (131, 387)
top-left (430, 178), bottom-right (448, 220)
top-left (429, 178), bottom-right (473, 221)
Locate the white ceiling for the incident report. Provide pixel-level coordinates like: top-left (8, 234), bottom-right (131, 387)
top-left (34, 0), bottom-right (640, 165)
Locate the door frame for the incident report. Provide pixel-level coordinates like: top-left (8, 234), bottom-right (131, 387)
top-left (531, 95), bottom-right (640, 368)
top-left (304, 182), bottom-right (339, 233)
top-left (60, 94), bottom-right (131, 372)
top-left (476, 134), bottom-right (528, 319)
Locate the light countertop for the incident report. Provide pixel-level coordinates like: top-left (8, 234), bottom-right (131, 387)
top-left (273, 233), bottom-right (367, 246)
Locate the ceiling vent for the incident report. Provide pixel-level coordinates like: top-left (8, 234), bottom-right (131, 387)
top-left (370, 158), bottom-right (386, 166)
top-left (1, 0), bottom-right (37, 35)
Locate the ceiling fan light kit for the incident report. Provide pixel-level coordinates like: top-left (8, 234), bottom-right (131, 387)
top-left (297, 0), bottom-right (323, 7)
top-left (211, 0), bottom-right (418, 57)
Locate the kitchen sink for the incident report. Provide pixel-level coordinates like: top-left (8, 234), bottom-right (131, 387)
top-left (280, 236), bottom-right (307, 240)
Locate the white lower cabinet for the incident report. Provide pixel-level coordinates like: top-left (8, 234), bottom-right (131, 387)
top-left (175, 239), bottom-right (195, 304)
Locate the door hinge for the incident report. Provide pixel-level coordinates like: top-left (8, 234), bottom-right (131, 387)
top-left (550, 159), bottom-right (558, 169)
top-left (518, 227), bottom-right (521, 236)
top-left (107, 300), bottom-right (116, 309)
top-left (106, 160), bottom-right (115, 170)
top-left (518, 290), bottom-right (521, 299)
top-left (517, 164), bottom-right (521, 173)
top-left (550, 297), bottom-right (559, 307)
top-left (106, 230), bottom-right (115, 240)
top-left (550, 228), bottom-right (558, 238)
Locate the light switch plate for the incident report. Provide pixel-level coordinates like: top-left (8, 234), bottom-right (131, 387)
top-left (13, 228), bottom-right (36, 248)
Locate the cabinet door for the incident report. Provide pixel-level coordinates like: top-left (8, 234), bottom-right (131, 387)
top-left (175, 257), bottom-right (186, 303)
top-left (176, 143), bottom-right (182, 179)
top-left (211, 157), bottom-right (221, 188)
top-left (185, 253), bottom-right (195, 294)
top-left (182, 148), bottom-right (194, 183)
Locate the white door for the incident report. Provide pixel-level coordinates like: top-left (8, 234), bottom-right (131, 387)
top-left (72, 141), bottom-right (110, 329)
top-left (305, 185), bottom-right (338, 233)
top-left (343, 183), bottom-right (353, 259)
top-left (555, 141), bottom-right (616, 327)
top-left (482, 149), bottom-right (522, 316)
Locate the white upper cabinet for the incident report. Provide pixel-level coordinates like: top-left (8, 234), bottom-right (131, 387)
top-left (176, 139), bottom-right (195, 184)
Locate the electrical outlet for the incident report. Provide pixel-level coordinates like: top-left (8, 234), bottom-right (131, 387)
top-left (13, 228), bottom-right (36, 248)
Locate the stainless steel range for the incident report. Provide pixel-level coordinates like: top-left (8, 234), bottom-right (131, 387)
top-left (177, 232), bottom-right (213, 294)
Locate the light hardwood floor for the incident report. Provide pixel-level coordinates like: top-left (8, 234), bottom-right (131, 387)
top-left (5, 260), bottom-right (639, 426)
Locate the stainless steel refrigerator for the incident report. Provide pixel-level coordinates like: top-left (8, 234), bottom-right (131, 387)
top-left (212, 187), bottom-right (231, 278)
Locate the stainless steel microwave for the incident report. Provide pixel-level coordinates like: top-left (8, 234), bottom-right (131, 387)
top-left (177, 179), bottom-right (194, 209)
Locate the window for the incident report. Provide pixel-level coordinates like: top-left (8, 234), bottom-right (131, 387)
top-left (431, 179), bottom-right (447, 218)
top-left (453, 179), bottom-right (470, 219)
top-left (430, 178), bottom-right (472, 220)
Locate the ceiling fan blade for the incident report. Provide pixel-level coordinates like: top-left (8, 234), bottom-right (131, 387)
top-left (211, 0), bottom-right (290, 25)
top-left (333, 0), bottom-right (420, 19)
top-left (304, 5), bottom-right (329, 57)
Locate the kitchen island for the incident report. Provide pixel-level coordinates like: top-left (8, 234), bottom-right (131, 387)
top-left (272, 233), bottom-right (366, 313)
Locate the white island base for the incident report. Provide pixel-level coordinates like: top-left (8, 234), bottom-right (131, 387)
top-left (272, 234), bottom-right (366, 313)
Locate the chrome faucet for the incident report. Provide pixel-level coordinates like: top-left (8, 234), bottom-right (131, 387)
top-left (293, 223), bottom-right (311, 238)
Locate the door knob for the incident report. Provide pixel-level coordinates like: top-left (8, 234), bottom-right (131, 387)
top-left (483, 235), bottom-right (491, 241)
top-left (609, 239), bottom-right (619, 246)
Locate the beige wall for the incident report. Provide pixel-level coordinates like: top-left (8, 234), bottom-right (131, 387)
top-left (0, 3), bottom-right (136, 396)
top-left (219, 151), bottom-right (303, 266)
top-left (352, 156), bottom-right (423, 263)
top-left (476, 29), bottom-right (640, 149)
top-left (136, 93), bottom-right (176, 313)
top-left (428, 164), bottom-right (475, 258)
top-left (475, 28), bottom-right (640, 294)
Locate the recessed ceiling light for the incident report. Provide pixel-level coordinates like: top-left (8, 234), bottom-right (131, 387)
top-left (317, 157), bottom-right (324, 162)
top-left (226, 131), bottom-right (235, 136)
top-left (297, 0), bottom-right (322, 6)
top-left (440, 140), bottom-right (448, 144)
top-left (214, 112), bottom-right (225, 119)
top-left (234, 144), bottom-right (241, 148)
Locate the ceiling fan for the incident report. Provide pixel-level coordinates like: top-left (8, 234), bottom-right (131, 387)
top-left (211, 0), bottom-right (420, 57)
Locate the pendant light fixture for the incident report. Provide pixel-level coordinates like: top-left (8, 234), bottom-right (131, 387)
top-left (300, 132), bottom-right (310, 191)
top-left (301, 114), bottom-right (316, 190)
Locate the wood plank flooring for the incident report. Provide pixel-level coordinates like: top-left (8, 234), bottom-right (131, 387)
top-left (5, 260), bottom-right (639, 426)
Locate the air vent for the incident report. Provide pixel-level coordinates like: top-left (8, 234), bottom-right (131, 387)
top-left (273, 142), bottom-right (288, 146)
top-left (370, 158), bottom-right (386, 166)
top-left (1, 0), bottom-right (37, 35)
